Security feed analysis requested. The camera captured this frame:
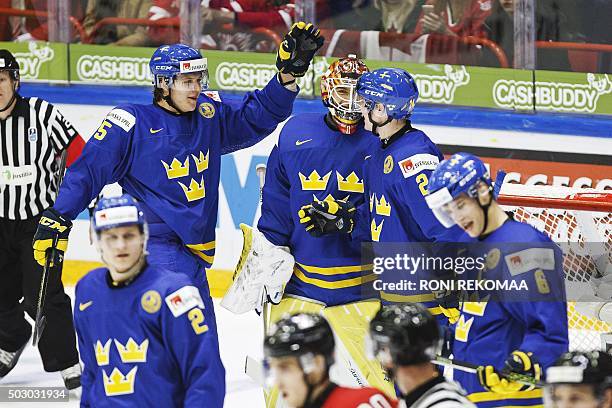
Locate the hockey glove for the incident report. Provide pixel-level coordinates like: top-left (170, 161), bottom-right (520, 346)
top-left (221, 224), bottom-right (295, 314)
top-left (433, 288), bottom-right (461, 324)
top-left (33, 207), bottom-right (72, 267)
top-left (477, 350), bottom-right (541, 394)
top-left (276, 21), bottom-right (324, 77)
top-left (298, 198), bottom-right (355, 237)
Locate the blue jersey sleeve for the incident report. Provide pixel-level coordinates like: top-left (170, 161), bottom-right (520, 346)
top-left (54, 107), bottom-right (135, 219)
top-left (161, 283), bottom-right (225, 407)
top-left (219, 76), bottom-right (297, 155)
top-left (393, 168), bottom-right (464, 242)
top-left (501, 245), bottom-right (569, 369)
top-left (257, 144), bottom-right (293, 246)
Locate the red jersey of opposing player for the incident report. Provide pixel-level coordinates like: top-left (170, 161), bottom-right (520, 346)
top-left (318, 384), bottom-right (397, 408)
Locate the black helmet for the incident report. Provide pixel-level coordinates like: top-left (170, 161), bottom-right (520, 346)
top-left (264, 313), bottom-right (335, 363)
top-left (0, 50), bottom-right (20, 81)
top-left (369, 303), bottom-right (441, 366)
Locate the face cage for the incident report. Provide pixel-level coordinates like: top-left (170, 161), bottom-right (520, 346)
top-left (156, 70), bottom-right (209, 92)
top-left (324, 77), bottom-right (364, 123)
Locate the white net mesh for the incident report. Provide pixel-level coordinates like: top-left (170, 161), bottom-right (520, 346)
top-left (498, 184), bottom-right (612, 352)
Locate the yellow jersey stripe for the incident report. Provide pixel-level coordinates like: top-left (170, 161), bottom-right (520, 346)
top-left (293, 268), bottom-right (378, 289)
top-left (468, 389), bottom-right (543, 403)
top-left (188, 249), bottom-right (214, 264)
top-left (186, 241), bottom-right (216, 252)
top-left (296, 262), bottom-right (373, 276)
top-left (380, 291), bottom-right (436, 303)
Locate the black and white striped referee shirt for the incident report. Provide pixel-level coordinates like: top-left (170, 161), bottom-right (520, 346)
top-left (399, 376), bottom-right (476, 408)
top-left (0, 95), bottom-right (78, 220)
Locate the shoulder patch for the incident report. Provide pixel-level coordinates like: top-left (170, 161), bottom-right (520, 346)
top-left (106, 108), bottom-right (136, 132)
top-left (203, 90), bottom-right (221, 102)
top-left (164, 285), bottom-right (204, 317)
top-left (398, 153), bottom-right (439, 178)
top-left (504, 248), bottom-right (555, 276)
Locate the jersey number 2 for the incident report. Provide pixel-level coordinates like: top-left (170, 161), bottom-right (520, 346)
top-left (188, 308), bottom-right (209, 335)
top-left (416, 173), bottom-right (429, 196)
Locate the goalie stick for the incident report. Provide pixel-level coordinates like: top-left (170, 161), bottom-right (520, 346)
top-left (33, 150), bottom-right (67, 347)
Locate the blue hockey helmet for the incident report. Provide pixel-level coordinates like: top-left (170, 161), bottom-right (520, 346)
top-left (425, 153), bottom-right (491, 228)
top-left (93, 194), bottom-right (146, 235)
top-left (149, 44), bottom-right (209, 89)
top-left (356, 68), bottom-right (419, 120)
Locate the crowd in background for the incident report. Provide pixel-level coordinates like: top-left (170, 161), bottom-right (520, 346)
top-left (0, 0), bottom-right (610, 72)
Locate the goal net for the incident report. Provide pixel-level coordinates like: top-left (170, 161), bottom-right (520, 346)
top-left (497, 184), bottom-right (611, 352)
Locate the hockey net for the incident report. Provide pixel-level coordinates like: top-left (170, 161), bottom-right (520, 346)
top-left (497, 184), bottom-right (611, 352)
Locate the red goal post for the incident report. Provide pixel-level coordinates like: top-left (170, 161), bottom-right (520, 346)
top-left (497, 184), bottom-right (612, 352)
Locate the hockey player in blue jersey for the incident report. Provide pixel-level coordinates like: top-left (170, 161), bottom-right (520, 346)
top-left (221, 56), bottom-right (395, 401)
top-left (31, 23), bottom-right (323, 403)
top-left (74, 194), bottom-right (221, 407)
top-left (425, 152), bottom-right (569, 407)
top-left (297, 67), bottom-right (464, 316)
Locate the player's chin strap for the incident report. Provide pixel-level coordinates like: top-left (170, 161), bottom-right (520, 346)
top-left (301, 358), bottom-right (333, 408)
top-left (163, 88), bottom-right (187, 115)
top-left (368, 110), bottom-right (393, 136)
top-left (476, 171), bottom-right (506, 237)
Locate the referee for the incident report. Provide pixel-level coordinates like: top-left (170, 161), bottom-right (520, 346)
top-left (0, 49), bottom-right (83, 389)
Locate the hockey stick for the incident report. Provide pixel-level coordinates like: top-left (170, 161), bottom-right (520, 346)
top-left (255, 164), bottom-right (273, 332)
top-left (33, 150), bottom-right (67, 347)
top-left (433, 356), bottom-right (544, 388)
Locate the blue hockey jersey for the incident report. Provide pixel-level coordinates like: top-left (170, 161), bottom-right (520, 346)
top-left (258, 113), bottom-right (379, 305)
top-left (74, 263), bottom-right (225, 407)
top-left (355, 125), bottom-right (466, 308)
top-left (452, 220), bottom-right (568, 408)
top-left (55, 78), bottom-right (296, 267)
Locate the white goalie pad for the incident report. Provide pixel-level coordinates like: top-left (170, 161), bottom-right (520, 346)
top-left (221, 224), bottom-right (295, 314)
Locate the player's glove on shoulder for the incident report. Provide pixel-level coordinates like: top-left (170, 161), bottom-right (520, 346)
top-left (299, 198), bottom-right (355, 237)
top-left (276, 21), bottom-right (324, 77)
top-left (477, 350), bottom-right (541, 394)
top-left (33, 207), bottom-right (72, 268)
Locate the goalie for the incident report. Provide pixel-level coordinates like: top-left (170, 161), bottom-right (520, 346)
top-left (222, 55), bottom-right (395, 403)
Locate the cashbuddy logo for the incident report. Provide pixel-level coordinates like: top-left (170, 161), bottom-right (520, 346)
top-left (14, 42), bottom-right (55, 79)
top-left (215, 62), bottom-right (314, 95)
top-left (76, 55), bottom-right (152, 84)
top-left (412, 65), bottom-right (471, 104)
top-left (493, 74), bottom-right (612, 113)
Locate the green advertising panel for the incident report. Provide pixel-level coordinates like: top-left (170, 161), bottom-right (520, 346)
top-left (69, 44), bottom-right (153, 85)
top-left (533, 70), bottom-right (612, 115)
top-left (0, 41), bottom-right (68, 83)
top-left (205, 49), bottom-right (315, 97)
top-left (7, 42), bottom-right (607, 115)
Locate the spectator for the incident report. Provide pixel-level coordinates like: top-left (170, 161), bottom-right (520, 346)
top-left (14, 0), bottom-right (87, 42)
top-left (483, 0), bottom-right (573, 70)
top-left (0, 0), bottom-right (20, 41)
top-left (82, 0), bottom-right (152, 45)
top-left (414, 0), bottom-right (493, 38)
top-left (373, 0), bottom-right (425, 33)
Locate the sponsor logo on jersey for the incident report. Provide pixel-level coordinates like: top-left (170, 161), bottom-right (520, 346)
top-left (493, 74), bottom-right (612, 113)
top-left (504, 248), bottom-right (556, 276)
top-left (79, 300), bottom-right (93, 311)
top-left (107, 108), bottom-right (136, 132)
top-left (203, 90), bottom-right (222, 102)
top-left (0, 165), bottom-right (36, 185)
top-left (150, 128), bottom-right (163, 134)
top-left (165, 286), bottom-right (204, 317)
top-left (398, 154), bottom-right (439, 178)
top-left (295, 139), bottom-right (312, 146)
top-left (199, 102), bottom-right (215, 119)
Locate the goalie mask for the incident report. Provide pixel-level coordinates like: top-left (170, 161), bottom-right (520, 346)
top-left (320, 55), bottom-right (369, 134)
